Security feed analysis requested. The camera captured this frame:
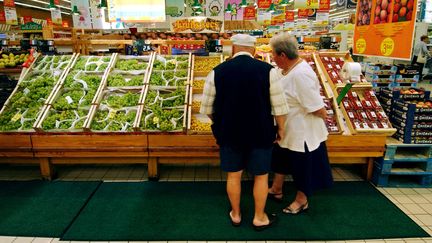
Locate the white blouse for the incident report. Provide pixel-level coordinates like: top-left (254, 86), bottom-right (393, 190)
top-left (276, 61), bottom-right (328, 153)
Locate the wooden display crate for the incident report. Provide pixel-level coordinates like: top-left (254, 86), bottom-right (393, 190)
top-left (147, 53), bottom-right (192, 88)
top-left (316, 51), bottom-right (371, 91)
top-left (338, 86), bottom-right (396, 136)
top-left (192, 54), bottom-right (223, 77)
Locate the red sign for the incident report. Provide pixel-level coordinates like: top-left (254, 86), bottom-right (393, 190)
top-left (3, 0), bottom-right (15, 7)
top-left (54, 0), bottom-right (59, 4)
top-left (257, 0), bottom-right (271, 9)
top-left (23, 16), bottom-right (32, 23)
top-left (46, 18), bottom-right (52, 25)
top-left (298, 9), bottom-right (309, 18)
top-left (243, 6), bottom-right (256, 20)
top-left (0, 12), bottom-right (5, 22)
top-left (319, 0), bottom-right (330, 10)
top-left (62, 20), bottom-right (69, 27)
top-left (285, 10), bottom-right (295, 21)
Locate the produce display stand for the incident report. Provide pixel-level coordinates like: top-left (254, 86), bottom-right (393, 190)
top-left (0, 51), bottom-right (389, 181)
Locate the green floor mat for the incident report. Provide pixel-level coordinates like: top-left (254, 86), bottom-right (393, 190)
top-left (62, 181), bottom-right (429, 241)
top-left (0, 180), bottom-right (100, 237)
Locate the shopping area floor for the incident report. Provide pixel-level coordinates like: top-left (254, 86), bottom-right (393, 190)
top-left (0, 163), bottom-right (431, 243)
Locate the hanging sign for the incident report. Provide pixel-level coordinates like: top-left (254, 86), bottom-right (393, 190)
top-left (20, 21), bottom-right (42, 30)
top-left (71, 0), bottom-right (92, 29)
top-left (316, 10), bottom-right (329, 24)
top-left (353, 0), bottom-right (418, 60)
top-left (0, 13), bottom-right (5, 22)
top-left (224, 0), bottom-right (244, 20)
top-left (243, 6), bottom-right (256, 20)
top-left (346, 0), bottom-right (357, 9)
top-left (170, 17), bottom-right (224, 33)
top-left (296, 18), bottom-right (309, 28)
top-left (51, 8), bottom-right (62, 25)
top-left (283, 22), bottom-right (295, 30)
top-left (4, 7), bottom-right (18, 25)
top-left (307, 9), bottom-right (317, 20)
top-left (298, 9), bottom-right (309, 18)
top-left (257, 0), bottom-right (272, 9)
top-left (23, 16), bottom-right (32, 23)
top-left (285, 10), bottom-right (295, 21)
top-left (337, 0), bottom-right (347, 7)
top-left (108, 0), bottom-right (166, 22)
top-left (257, 9), bottom-right (272, 26)
top-left (271, 11), bottom-right (285, 25)
top-left (295, 0), bottom-right (319, 9)
top-left (166, 0), bottom-right (185, 17)
top-left (319, 0), bottom-right (331, 10)
top-left (3, 0), bottom-right (15, 7)
top-left (206, 0), bottom-right (223, 18)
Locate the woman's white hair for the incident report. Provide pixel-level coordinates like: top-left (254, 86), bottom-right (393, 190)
top-left (270, 32), bottom-right (299, 60)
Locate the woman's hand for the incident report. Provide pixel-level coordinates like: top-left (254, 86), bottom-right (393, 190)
top-left (312, 107), bottom-right (328, 120)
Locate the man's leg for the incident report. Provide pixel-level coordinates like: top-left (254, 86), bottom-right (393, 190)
top-left (227, 170), bottom-right (243, 223)
top-left (269, 173), bottom-right (285, 195)
top-left (253, 173), bottom-right (269, 226)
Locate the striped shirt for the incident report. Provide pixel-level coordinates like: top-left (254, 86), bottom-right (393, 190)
top-left (200, 52), bottom-right (288, 116)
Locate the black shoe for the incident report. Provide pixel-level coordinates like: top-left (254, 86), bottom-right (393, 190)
top-left (253, 213), bottom-right (277, 231)
top-left (268, 191), bottom-right (283, 203)
top-left (229, 210), bottom-right (241, 227)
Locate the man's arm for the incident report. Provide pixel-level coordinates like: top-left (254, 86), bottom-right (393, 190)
top-left (274, 115), bottom-right (286, 143)
top-left (200, 71), bottom-right (216, 121)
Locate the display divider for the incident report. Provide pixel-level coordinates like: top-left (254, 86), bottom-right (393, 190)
top-left (90, 52), bottom-right (118, 105)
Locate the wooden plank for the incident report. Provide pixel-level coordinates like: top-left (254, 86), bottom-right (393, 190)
top-left (31, 134), bottom-right (148, 149)
top-left (148, 157), bottom-right (159, 180)
top-left (326, 135), bottom-right (386, 149)
top-left (0, 157), bottom-right (38, 163)
top-left (35, 151), bottom-right (148, 158)
top-left (329, 157), bottom-right (367, 163)
top-left (51, 157), bottom-right (148, 164)
top-left (0, 134), bottom-right (32, 148)
top-left (148, 135), bottom-right (218, 147)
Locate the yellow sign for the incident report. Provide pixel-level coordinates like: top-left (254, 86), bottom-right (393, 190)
top-left (353, 0), bottom-right (418, 60)
top-left (108, 0), bottom-right (166, 22)
top-left (171, 17), bottom-right (224, 33)
top-left (380, 38), bottom-right (395, 56)
top-left (294, 0), bottom-right (319, 9)
top-left (356, 38), bottom-right (366, 53)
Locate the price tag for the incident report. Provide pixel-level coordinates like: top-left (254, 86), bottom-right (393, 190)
top-left (330, 42), bottom-right (340, 50)
top-left (370, 111), bottom-right (377, 118)
top-left (23, 88), bottom-right (30, 95)
top-left (65, 96), bottom-right (73, 104)
top-left (382, 122), bottom-right (389, 128)
top-left (371, 122), bottom-right (379, 129)
top-left (108, 109), bottom-right (117, 119)
top-left (331, 57), bottom-right (337, 62)
top-left (11, 112), bottom-right (22, 122)
top-left (348, 112), bottom-right (355, 119)
top-left (362, 122), bottom-right (370, 128)
top-left (352, 92), bottom-right (358, 98)
top-left (335, 64), bottom-right (341, 70)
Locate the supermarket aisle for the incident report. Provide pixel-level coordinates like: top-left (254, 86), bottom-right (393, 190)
top-left (0, 164), bottom-right (431, 243)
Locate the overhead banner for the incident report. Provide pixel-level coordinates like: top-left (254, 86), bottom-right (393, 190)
top-left (257, 9), bottom-right (271, 26)
top-left (166, 0), bottom-right (185, 17)
top-left (353, 0), bottom-right (418, 60)
top-left (89, 0), bottom-right (107, 29)
top-left (271, 11), bottom-right (285, 25)
top-left (51, 8), bottom-right (62, 25)
top-left (224, 0), bottom-right (244, 20)
top-left (206, 0), bottom-right (224, 18)
top-left (71, 0), bottom-right (92, 29)
top-left (0, 12), bottom-right (5, 22)
top-left (4, 7), bottom-right (18, 25)
top-left (170, 17), bottom-right (223, 33)
top-left (108, 0), bottom-right (166, 22)
top-left (23, 16), bottom-right (32, 23)
top-left (257, 0), bottom-right (271, 9)
top-left (283, 22), bottom-right (295, 30)
top-left (243, 6), bottom-right (256, 20)
top-left (296, 18), bottom-right (309, 28)
top-left (307, 9), bottom-right (317, 20)
top-left (285, 10), bottom-right (295, 21)
top-left (319, 0), bottom-right (331, 10)
top-left (185, 0), bottom-right (205, 17)
top-left (295, 0), bottom-right (319, 9)
top-left (21, 21), bottom-right (42, 30)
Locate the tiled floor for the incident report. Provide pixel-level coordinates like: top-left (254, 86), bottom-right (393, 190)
top-left (0, 164), bottom-right (431, 243)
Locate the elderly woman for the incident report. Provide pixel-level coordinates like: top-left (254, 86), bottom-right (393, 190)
top-left (267, 32), bottom-right (333, 214)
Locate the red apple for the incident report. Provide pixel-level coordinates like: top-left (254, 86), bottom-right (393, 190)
top-left (392, 13), bottom-right (398, 22)
top-left (406, 10), bottom-right (412, 20)
top-left (407, 0), bottom-right (413, 10)
top-left (394, 3), bottom-right (401, 14)
top-left (399, 6), bottom-right (407, 17)
top-left (375, 5), bottom-right (381, 16)
top-left (374, 16), bottom-right (381, 23)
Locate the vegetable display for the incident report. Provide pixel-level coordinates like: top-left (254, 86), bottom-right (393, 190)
top-left (72, 56), bottom-right (111, 72)
top-left (149, 55), bottom-right (189, 87)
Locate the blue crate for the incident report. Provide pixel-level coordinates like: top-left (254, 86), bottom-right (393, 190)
top-left (380, 88), bottom-right (430, 100)
top-left (395, 74), bottom-right (420, 83)
top-left (393, 100), bottom-right (432, 114)
top-left (365, 64), bottom-right (397, 75)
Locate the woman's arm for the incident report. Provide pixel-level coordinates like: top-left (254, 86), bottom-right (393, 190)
top-left (312, 107), bottom-right (328, 120)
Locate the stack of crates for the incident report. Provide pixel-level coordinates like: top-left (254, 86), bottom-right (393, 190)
top-left (394, 64), bottom-right (420, 86)
top-left (373, 143), bottom-right (432, 187)
top-left (364, 64), bottom-right (397, 87)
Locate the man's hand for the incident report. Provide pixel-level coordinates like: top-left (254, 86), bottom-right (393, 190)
top-left (274, 128), bottom-right (285, 143)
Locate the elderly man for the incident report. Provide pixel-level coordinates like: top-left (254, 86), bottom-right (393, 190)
top-left (200, 34), bottom-right (288, 231)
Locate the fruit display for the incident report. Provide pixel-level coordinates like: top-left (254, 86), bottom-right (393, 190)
top-left (72, 56), bottom-right (112, 72)
top-left (193, 56), bottom-right (222, 73)
top-left (190, 114), bottom-right (212, 133)
top-left (319, 55), bottom-right (369, 86)
top-left (0, 53), bottom-right (30, 68)
top-left (340, 88), bottom-right (394, 133)
top-left (41, 109), bottom-right (89, 131)
top-left (114, 57), bottom-right (149, 72)
top-left (140, 106), bottom-right (184, 132)
top-left (392, 0), bottom-right (413, 22)
top-left (357, 0), bottom-right (372, 26)
top-left (192, 79), bottom-right (205, 92)
top-left (374, 0), bottom-right (392, 24)
top-left (90, 90), bottom-right (141, 132)
top-left (144, 87), bottom-right (186, 109)
top-left (0, 70), bottom-right (61, 131)
top-left (149, 55), bottom-right (190, 87)
top-left (107, 74), bottom-right (144, 87)
top-left (33, 55), bottom-right (72, 71)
